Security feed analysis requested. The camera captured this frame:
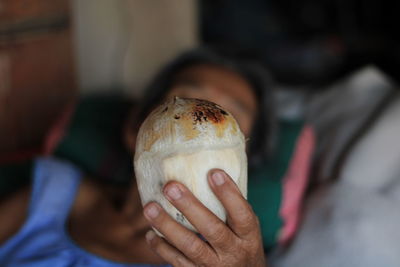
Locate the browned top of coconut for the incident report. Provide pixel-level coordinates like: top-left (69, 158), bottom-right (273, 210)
top-left (190, 99), bottom-right (228, 124)
top-left (139, 97), bottom-right (240, 152)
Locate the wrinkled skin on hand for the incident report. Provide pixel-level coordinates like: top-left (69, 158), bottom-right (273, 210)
top-left (143, 169), bottom-right (267, 267)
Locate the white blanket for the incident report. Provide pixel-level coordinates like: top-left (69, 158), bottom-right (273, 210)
top-left (272, 68), bottom-right (400, 267)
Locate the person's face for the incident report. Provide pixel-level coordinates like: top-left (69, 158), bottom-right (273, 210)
top-left (167, 64), bottom-right (258, 137)
top-left (124, 63), bottom-right (258, 152)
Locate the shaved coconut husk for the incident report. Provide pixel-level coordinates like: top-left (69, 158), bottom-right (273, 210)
top-left (134, 97), bottom-right (247, 232)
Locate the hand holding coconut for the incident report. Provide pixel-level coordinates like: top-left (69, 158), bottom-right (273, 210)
top-left (135, 97), bottom-right (266, 266)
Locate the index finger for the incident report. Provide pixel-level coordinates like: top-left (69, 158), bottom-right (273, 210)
top-left (163, 181), bottom-right (237, 251)
top-left (208, 169), bottom-right (261, 239)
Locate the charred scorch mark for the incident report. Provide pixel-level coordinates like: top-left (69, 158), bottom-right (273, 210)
top-left (193, 110), bottom-right (207, 123)
top-left (176, 212), bottom-right (185, 223)
top-left (192, 100), bottom-right (228, 125)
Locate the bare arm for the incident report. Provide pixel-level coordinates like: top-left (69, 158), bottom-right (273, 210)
top-left (0, 187), bottom-right (30, 245)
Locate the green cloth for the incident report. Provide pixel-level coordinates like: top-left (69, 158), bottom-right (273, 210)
top-left (0, 161), bottom-right (32, 197)
top-left (0, 95), bottom-right (134, 198)
top-left (248, 120), bottom-right (304, 251)
top-left (53, 94), bottom-right (133, 185)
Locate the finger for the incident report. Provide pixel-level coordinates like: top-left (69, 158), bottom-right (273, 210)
top-left (208, 169), bottom-right (260, 239)
top-left (145, 230), bottom-right (195, 267)
top-left (163, 181), bottom-right (237, 251)
top-left (143, 202), bottom-right (217, 265)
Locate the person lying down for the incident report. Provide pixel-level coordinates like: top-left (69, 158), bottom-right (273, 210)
top-left (0, 47), bottom-right (312, 266)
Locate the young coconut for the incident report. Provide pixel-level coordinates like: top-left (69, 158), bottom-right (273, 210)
top-left (134, 97), bottom-right (247, 232)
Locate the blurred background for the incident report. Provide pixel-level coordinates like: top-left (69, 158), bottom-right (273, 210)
top-left (1, 0), bottom-right (398, 155)
top-left (1, 1), bottom-right (400, 265)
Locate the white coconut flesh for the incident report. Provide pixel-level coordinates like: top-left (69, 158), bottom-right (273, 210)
top-left (134, 97), bottom-right (247, 233)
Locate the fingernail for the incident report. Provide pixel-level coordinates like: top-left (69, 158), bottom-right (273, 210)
top-left (145, 230), bottom-right (155, 243)
top-left (145, 204), bottom-right (160, 219)
top-left (211, 171), bottom-right (225, 186)
top-left (164, 184), bottom-right (182, 200)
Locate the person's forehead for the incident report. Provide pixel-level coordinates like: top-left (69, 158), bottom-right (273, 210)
top-left (173, 64), bottom-right (257, 111)
top-left (174, 64), bottom-right (247, 84)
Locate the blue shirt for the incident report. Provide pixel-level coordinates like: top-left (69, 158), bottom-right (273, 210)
top-left (0, 157), bottom-right (169, 267)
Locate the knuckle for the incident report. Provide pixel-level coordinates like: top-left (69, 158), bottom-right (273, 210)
top-left (207, 222), bottom-right (229, 243)
top-left (152, 238), bottom-right (170, 257)
top-left (148, 235), bottom-right (160, 250)
top-left (239, 211), bottom-right (256, 229)
top-left (173, 254), bottom-right (190, 267)
top-left (181, 234), bottom-right (197, 250)
top-left (183, 235), bottom-right (206, 259)
top-left (241, 236), bottom-right (263, 257)
top-left (232, 211), bottom-right (258, 237)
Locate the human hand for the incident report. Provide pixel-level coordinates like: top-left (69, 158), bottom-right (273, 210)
top-left (143, 169), bottom-right (267, 267)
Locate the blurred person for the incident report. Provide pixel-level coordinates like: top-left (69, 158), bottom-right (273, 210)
top-left (130, 47), bottom-right (314, 251)
top-left (0, 47), bottom-right (313, 266)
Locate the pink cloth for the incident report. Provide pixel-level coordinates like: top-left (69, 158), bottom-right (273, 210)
top-left (43, 101), bottom-right (76, 155)
top-left (0, 101), bottom-right (76, 163)
top-left (279, 125), bottom-right (315, 245)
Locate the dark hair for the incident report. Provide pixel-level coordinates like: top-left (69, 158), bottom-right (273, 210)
top-left (134, 46), bottom-right (276, 168)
